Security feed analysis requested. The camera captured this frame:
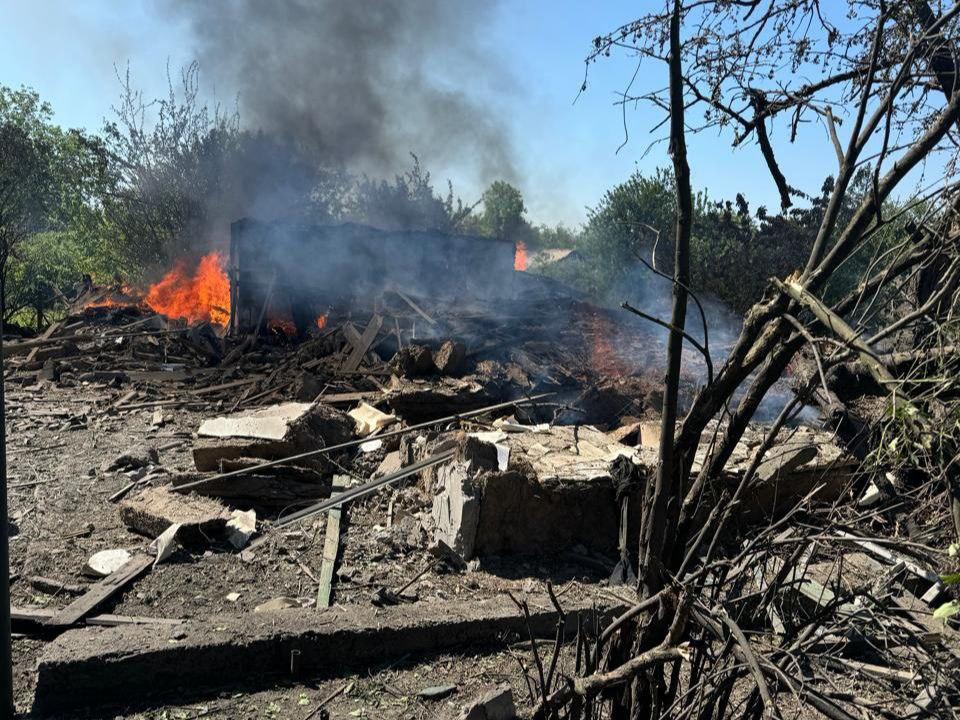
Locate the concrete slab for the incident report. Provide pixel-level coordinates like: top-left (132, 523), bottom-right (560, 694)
top-left (33, 593), bottom-right (623, 715)
top-left (119, 486), bottom-right (231, 544)
top-left (198, 402), bottom-right (315, 441)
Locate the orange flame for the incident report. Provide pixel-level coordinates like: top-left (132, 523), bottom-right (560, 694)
top-left (145, 252), bottom-right (230, 326)
top-left (82, 285), bottom-right (142, 311)
top-left (514, 242), bottom-right (528, 272)
top-left (316, 314), bottom-right (328, 330)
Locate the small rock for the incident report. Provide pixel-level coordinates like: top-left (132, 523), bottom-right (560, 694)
top-left (254, 596), bottom-right (302, 613)
top-left (225, 592), bottom-right (241, 603)
top-left (39, 359), bottom-right (61, 382)
top-left (85, 548), bottom-right (132, 577)
top-left (459, 684), bottom-right (516, 720)
top-left (417, 684), bottom-right (457, 701)
top-left (101, 444), bottom-right (159, 473)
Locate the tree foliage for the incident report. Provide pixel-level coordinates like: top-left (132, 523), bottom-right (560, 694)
top-left (0, 86), bottom-right (113, 323)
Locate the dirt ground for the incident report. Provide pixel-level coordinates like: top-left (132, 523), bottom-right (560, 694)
top-left (7, 380), bottom-right (627, 717)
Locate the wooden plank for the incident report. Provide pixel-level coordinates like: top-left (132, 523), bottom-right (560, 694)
top-left (318, 391), bottom-right (381, 405)
top-left (342, 322), bottom-right (363, 350)
top-left (12, 605), bottom-right (182, 629)
top-left (43, 553), bottom-right (154, 627)
top-left (192, 376), bottom-right (262, 396)
top-left (26, 320), bottom-right (64, 363)
top-left (316, 477), bottom-right (348, 608)
top-left (342, 315), bottom-right (383, 373)
top-left (393, 289), bottom-right (437, 326)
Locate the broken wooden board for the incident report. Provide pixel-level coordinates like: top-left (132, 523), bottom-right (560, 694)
top-left (343, 314), bottom-right (383, 372)
top-left (393, 289), bottom-right (438, 326)
top-left (12, 606), bottom-right (182, 632)
top-left (42, 553), bottom-right (154, 627)
top-left (318, 391), bottom-right (382, 405)
top-left (316, 477), bottom-right (348, 608)
top-left (26, 320), bottom-right (64, 364)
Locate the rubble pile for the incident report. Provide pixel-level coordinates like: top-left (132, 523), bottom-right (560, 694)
top-left (5, 275), bottom-right (957, 718)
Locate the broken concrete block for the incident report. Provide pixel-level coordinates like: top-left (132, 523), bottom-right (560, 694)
top-left (193, 401), bottom-right (354, 472)
top-left (458, 684), bottom-right (516, 720)
top-left (390, 344), bottom-right (436, 377)
top-left (349, 402), bottom-right (397, 436)
top-left (101, 444), bottom-right (159, 473)
top-left (428, 538), bottom-right (468, 571)
top-left (198, 402), bottom-right (317, 441)
top-left (433, 340), bottom-right (467, 376)
top-left (169, 468), bottom-right (329, 507)
top-left (150, 523), bottom-right (182, 567)
top-left (608, 420), bottom-right (641, 445)
top-left (432, 461), bottom-right (480, 559)
top-left (119, 486), bottom-right (231, 545)
top-left (375, 451), bottom-right (403, 478)
top-left (386, 377), bottom-right (493, 422)
top-left (430, 427), bottom-right (643, 557)
top-left (33, 341), bottom-right (79, 363)
top-left (755, 442), bottom-right (818, 482)
top-left (638, 420), bottom-right (662, 449)
top-left (225, 509), bottom-right (256, 550)
top-left (84, 549), bottom-right (132, 578)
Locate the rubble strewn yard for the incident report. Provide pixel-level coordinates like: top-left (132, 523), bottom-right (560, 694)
top-left (6, 270), bottom-right (672, 715)
top-left (4, 4), bottom-right (960, 718)
top-left (6, 252), bottom-right (956, 718)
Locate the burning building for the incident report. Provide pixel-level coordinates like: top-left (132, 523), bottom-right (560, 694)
top-left (227, 219), bottom-right (518, 336)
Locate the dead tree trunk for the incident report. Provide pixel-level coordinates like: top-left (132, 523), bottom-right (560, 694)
top-left (638, 0), bottom-right (692, 603)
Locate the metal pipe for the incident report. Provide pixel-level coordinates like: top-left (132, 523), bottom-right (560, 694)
top-left (276, 449), bottom-right (456, 527)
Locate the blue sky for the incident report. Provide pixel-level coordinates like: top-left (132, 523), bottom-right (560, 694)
top-left (0, 1), bottom-right (839, 227)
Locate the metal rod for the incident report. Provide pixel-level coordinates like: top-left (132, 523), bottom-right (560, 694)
top-left (276, 449), bottom-right (456, 527)
top-left (1, 325), bottom-right (14, 715)
top-left (174, 392), bottom-right (553, 494)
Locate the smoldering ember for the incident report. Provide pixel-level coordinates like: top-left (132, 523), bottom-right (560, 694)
top-left (2, 3), bottom-right (960, 719)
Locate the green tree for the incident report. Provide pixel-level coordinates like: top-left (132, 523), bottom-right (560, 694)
top-left (0, 86), bottom-right (113, 324)
top-left (479, 180), bottom-right (528, 242)
top-left (340, 155), bottom-right (475, 232)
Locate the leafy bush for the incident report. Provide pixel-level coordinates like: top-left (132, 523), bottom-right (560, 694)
top-left (545, 167), bottom-right (892, 315)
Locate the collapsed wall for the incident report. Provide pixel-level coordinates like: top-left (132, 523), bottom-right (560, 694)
top-left (228, 219), bottom-right (518, 335)
top-left (430, 423), bottom-right (859, 559)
